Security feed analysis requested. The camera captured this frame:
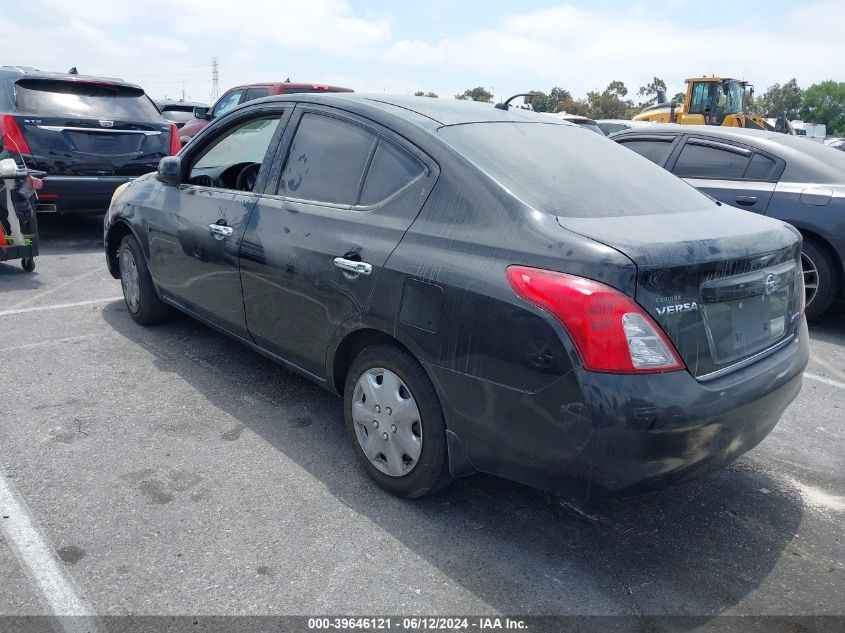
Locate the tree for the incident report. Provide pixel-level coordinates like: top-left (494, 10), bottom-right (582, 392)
top-left (547, 86), bottom-right (572, 113)
top-left (454, 86), bottom-right (493, 102)
top-left (527, 90), bottom-right (549, 112)
top-left (801, 80), bottom-right (845, 135)
top-left (414, 90), bottom-right (438, 98)
top-left (757, 79), bottom-right (803, 119)
top-left (638, 76), bottom-right (668, 102)
top-left (672, 91), bottom-right (685, 103)
top-left (425, 92), bottom-right (438, 98)
top-left (583, 81), bottom-right (634, 119)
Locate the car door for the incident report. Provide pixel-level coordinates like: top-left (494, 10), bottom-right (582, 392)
top-left (668, 137), bottom-right (778, 214)
top-left (147, 105), bottom-right (291, 338)
top-left (239, 106), bottom-right (438, 376)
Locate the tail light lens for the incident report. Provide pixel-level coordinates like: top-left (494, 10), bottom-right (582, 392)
top-left (169, 123), bottom-right (181, 155)
top-left (0, 114), bottom-right (32, 155)
top-left (506, 266), bottom-right (684, 374)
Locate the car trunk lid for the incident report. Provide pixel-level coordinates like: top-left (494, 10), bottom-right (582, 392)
top-left (558, 206), bottom-right (803, 379)
top-left (12, 77), bottom-right (171, 176)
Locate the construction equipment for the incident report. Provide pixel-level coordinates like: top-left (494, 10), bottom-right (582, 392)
top-left (634, 77), bottom-right (790, 133)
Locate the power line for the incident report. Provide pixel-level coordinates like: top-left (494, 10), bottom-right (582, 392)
top-left (210, 57), bottom-right (220, 102)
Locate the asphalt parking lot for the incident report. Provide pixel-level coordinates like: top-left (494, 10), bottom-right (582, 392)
top-left (1, 215), bottom-right (843, 627)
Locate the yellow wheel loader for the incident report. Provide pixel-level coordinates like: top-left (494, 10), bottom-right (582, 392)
top-left (633, 77), bottom-right (793, 133)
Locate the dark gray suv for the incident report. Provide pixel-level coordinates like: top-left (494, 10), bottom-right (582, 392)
top-left (613, 126), bottom-right (845, 318)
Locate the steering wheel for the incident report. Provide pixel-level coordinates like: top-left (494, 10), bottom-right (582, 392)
top-left (235, 163), bottom-right (261, 192)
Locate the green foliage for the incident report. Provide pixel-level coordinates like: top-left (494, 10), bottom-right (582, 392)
top-left (454, 86), bottom-right (493, 102)
top-left (757, 79), bottom-right (803, 119)
top-left (414, 90), bottom-right (438, 98)
top-left (801, 81), bottom-right (845, 135)
top-left (638, 77), bottom-right (668, 100)
top-left (527, 90), bottom-right (550, 112)
top-left (672, 91), bottom-right (685, 103)
top-left (547, 87), bottom-right (572, 113)
top-left (583, 81), bottom-right (635, 119)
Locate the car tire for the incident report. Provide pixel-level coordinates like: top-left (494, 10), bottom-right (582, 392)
top-left (801, 238), bottom-right (837, 319)
top-left (118, 234), bottom-right (169, 325)
top-left (344, 344), bottom-right (452, 498)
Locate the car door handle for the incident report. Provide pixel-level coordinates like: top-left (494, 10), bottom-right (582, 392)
top-left (209, 223), bottom-right (233, 238)
top-left (735, 196), bottom-right (758, 206)
top-left (333, 257), bottom-right (372, 276)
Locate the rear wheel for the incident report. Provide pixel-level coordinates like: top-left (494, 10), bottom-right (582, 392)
top-left (344, 344), bottom-right (451, 498)
top-left (119, 234), bottom-right (169, 325)
top-left (801, 238), bottom-right (836, 319)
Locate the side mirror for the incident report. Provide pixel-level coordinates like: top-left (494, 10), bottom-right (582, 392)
top-left (157, 156), bottom-right (181, 187)
top-left (193, 106), bottom-right (210, 120)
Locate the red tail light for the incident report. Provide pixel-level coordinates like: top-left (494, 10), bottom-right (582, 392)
top-left (0, 114), bottom-right (32, 155)
top-left (169, 123), bottom-right (181, 155)
top-left (506, 266), bottom-right (685, 374)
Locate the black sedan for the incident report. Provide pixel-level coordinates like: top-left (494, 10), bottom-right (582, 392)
top-left (104, 94), bottom-right (808, 500)
top-left (612, 125), bottom-right (845, 318)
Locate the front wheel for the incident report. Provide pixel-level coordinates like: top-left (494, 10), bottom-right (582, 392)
top-left (119, 234), bottom-right (169, 325)
top-left (344, 344), bottom-right (452, 498)
top-left (801, 238), bottom-right (836, 319)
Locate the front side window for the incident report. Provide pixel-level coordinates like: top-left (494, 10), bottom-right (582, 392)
top-left (189, 115), bottom-right (283, 190)
top-left (618, 138), bottom-right (676, 166)
top-left (688, 82), bottom-right (713, 115)
top-left (713, 81), bottom-right (744, 120)
top-left (278, 113), bottom-right (377, 205)
top-left (212, 90), bottom-right (243, 118)
top-left (673, 142), bottom-right (750, 179)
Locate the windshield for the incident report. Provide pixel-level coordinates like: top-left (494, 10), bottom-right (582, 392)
top-left (14, 78), bottom-right (162, 120)
top-left (714, 81), bottom-right (744, 118)
top-left (439, 122), bottom-right (713, 218)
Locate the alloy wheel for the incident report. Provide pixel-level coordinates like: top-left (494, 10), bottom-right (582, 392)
top-left (801, 251), bottom-right (819, 311)
top-left (351, 368), bottom-right (423, 477)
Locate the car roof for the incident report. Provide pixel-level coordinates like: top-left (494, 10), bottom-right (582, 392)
top-left (243, 92), bottom-right (572, 128)
top-left (0, 66), bottom-right (140, 89)
top-left (157, 100), bottom-right (207, 109)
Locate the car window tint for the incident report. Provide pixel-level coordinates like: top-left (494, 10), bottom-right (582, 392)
top-left (212, 90), bottom-right (243, 117)
top-left (745, 153), bottom-right (778, 181)
top-left (618, 139), bottom-right (675, 165)
top-left (673, 142), bottom-right (750, 179)
top-left (439, 122), bottom-right (711, 218)
top-left (243, 87), bottom-right (270, 103)
top-left (14, 79), bottom-right (161, 120)
top-left (278, 113), bottom-right (377, 205)
top-left (190, 116), bottom-right (282, 187)
top-left (358, 139), bottom-right (425, 206)
top-left (600, 123), bottom-right (628, 135)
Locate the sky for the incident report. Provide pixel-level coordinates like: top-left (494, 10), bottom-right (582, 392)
top-left (1, 0), bottom-right (843, 105)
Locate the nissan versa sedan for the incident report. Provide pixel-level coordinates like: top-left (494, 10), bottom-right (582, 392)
top-left (612, 125), bottom-right (845, 318)
top-left (104, 94), bottom-right (808, 500)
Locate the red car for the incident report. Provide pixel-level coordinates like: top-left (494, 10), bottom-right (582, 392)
top-left (179, 81), bottom-right (353, 142)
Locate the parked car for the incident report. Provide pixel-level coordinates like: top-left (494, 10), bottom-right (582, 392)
top-left (825, 137), bottom-right (845, 152)
top-left (612, 125), bottom-right (845, 318)
top-left (0, 66), bottom-right (179, 213)
top-left (156, 100), bottom-right (207, 129)
top-left (546, 112), bottom-right (605, 134)
top-left (596, 119), bottom-right (657, 136)
top-left (105, 94), bottom-right (807, 500)
top-left (178, 81), bottom-right (353, 142)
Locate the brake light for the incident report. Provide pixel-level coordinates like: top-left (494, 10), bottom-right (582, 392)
top-left (506, 266), bottom-right (685, 374)
top-left (169, 123), bottom-right (181, 155)
top-left (311, 85), bottom-right (329, 91)
top-left (0, 115), bottom-right (32, 155)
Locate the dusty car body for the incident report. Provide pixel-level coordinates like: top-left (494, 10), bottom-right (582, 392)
top-left (105, 94), bottom-right (808, 500)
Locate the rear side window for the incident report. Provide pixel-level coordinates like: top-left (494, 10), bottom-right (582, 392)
top-left (14, 79), bottom-right (161, 120)
top-left (673, 142), bottom-right (750, 179)
top-left (278, 113), bottom-right (377, 205)
top-left (745, 153), bottom-right (779, 181)
top-left (618, 138), bottom-right (675, 165)
top-left (243, 87), bottom-right (270, 103)
top-left (359, 139), bottom-right (425, 206)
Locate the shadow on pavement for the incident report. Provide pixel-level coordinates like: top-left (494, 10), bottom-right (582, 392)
top-left (35, 213), bottom-right (104, 255)
top-left (101, 303), bottom-right (804, 619)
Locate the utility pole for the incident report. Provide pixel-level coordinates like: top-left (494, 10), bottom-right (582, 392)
top-left (211, 57), bottom-right (220, 102)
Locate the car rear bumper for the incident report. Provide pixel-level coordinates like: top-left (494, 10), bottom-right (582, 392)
top-left (37, 175), bottom-right (136, 214)
top-left (428, 319), bottom-right (809, 499)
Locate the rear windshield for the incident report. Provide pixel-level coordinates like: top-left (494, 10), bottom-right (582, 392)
top-left (161, 109), bottom-right (195, 123)
top-left (439, 122), bottom-right (712, 217)
top-left (15, 79), bottom-right (162, 120)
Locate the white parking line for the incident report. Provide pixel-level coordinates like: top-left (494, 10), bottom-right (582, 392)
top-left (9, 269), bottom-right (102, 310)
top-left (0, 469), bottom-right (102, 631)
top-left (0, 297), bottom-right (122, 318)
top-left (805, 372), bottom-right (845, 391)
